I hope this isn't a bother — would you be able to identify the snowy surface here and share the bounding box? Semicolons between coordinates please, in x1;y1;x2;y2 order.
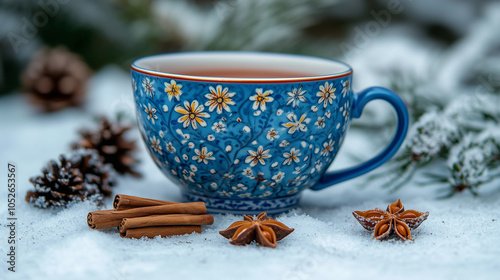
1;64;500;280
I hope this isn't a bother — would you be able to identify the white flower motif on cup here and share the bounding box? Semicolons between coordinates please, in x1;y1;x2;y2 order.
259;191;272;198
279;140;290;147
266;128;279;141
340;102;350;119
232;183;248;192
164;79;183;101
283;147;301;165
188;142;195;148
159;130;164;138
315;116;325;129
210;182;218;189
205;85;235;114
317;81;336;108
144;103;158;124
286;86;307;107
249;88;274;111
299;175;308;182
315;159;323;170
225;145;232;152
272;171;285;182
243;126;251;133
192;147;215;164
174;100;210;129
254;172;267;182
341;79;350;97
220;190;233;197
282;112;310;134
242;167;253;178
212;121;226;133
276;109;284;116
163;105;169;112
245;145;271;167
223;173;234;180
325;110;331;119
132;79;137;93
183;171;195;182
238;193;251;198
142;77;155;97
207;134;215;141
176;129;190;144
190;165;198;172
150;136;162;155
321;139;335;156
287;188;298;194
292;166;302;174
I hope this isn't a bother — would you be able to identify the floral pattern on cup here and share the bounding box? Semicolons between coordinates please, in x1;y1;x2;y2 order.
132;73;352;200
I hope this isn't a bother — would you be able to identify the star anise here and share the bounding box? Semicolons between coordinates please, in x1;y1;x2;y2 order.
219;212;294;248
353;199;429;241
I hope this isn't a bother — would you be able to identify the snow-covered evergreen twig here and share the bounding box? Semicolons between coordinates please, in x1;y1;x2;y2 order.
445;129;500;195
375;93;500;195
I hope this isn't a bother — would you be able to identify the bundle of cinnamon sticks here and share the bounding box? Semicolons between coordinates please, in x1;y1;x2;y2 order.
87;194;214;239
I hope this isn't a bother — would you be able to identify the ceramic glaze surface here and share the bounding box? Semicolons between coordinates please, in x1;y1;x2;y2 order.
132;70;351;211
131;52;408;214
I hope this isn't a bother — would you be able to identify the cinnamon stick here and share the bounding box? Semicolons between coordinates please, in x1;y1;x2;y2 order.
87;209;114;229
119;214;214;233
113;194;177;210
87;202;206;229
120;225;202;239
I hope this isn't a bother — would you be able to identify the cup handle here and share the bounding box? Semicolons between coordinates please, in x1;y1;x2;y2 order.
310;87;409;191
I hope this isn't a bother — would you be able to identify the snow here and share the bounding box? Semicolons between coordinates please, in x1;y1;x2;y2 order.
0;64;499;280
3;1;500;277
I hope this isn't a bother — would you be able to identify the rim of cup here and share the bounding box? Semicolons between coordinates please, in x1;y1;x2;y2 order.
131;51;353;83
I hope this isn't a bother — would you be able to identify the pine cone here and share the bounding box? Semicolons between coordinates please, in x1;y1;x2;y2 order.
22;46;90;112
71;149;117;196
72;117;141;177
26;150;116;208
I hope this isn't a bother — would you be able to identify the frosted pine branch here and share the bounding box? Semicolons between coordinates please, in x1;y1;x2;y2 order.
406;111;461;163
375;93;500;195
447;128;500;194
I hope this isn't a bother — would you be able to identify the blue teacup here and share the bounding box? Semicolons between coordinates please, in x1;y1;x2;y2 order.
131;52;408;214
